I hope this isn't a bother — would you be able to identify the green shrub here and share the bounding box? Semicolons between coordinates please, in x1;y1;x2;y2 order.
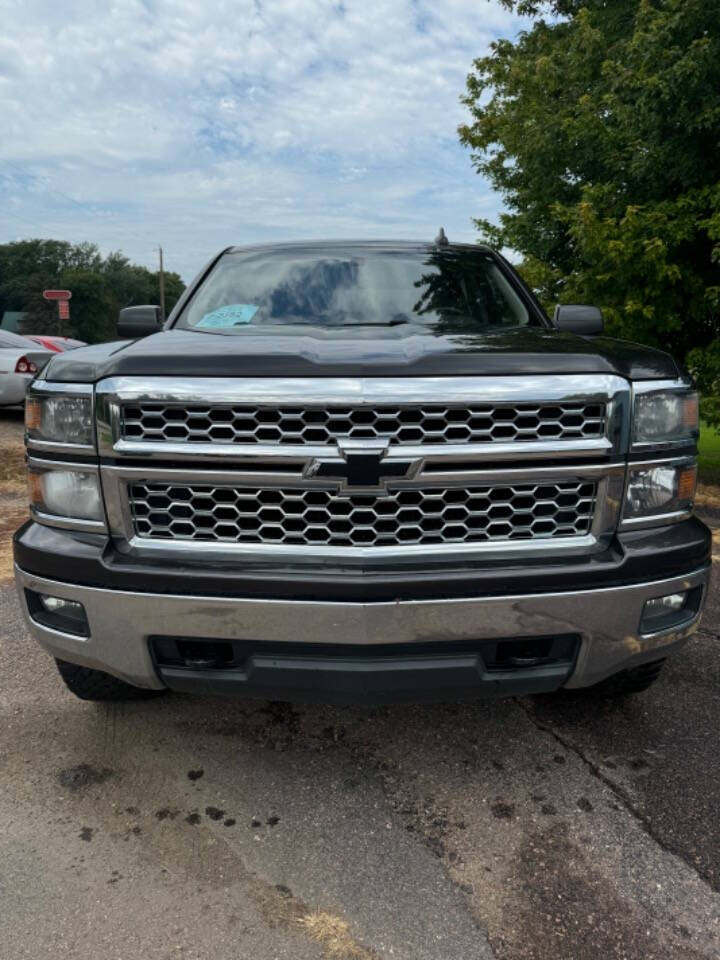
687;341;720;429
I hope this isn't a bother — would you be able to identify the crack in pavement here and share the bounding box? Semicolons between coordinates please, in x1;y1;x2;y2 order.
329;698;720;958
517;697;719;895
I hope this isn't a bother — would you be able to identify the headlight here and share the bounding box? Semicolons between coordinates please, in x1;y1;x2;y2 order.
632;388;698;447
29;467;104;523
623;461;696;524
26;391;93;446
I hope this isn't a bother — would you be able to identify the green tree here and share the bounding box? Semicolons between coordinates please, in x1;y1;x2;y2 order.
0;239;103;320
59;270;117;343
687;339;720;427
100;252;184;315
0;239;185;343
459;0;720;358
21;269;116;342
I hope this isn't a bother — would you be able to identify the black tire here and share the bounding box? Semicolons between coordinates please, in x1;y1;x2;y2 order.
584;658;666;697
55;658;165;702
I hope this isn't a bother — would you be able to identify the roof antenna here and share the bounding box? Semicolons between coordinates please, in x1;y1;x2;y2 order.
434;227;448;247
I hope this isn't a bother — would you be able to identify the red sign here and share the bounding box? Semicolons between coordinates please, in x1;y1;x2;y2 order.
58;301;70;321
43;289;72;301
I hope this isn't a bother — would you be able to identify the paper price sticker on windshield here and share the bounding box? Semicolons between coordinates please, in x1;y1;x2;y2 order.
196;305;259;328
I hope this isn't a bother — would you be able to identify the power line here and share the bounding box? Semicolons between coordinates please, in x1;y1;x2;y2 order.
2;158;97;215
0;159;163;261
158;245;166;321
0;206;45;230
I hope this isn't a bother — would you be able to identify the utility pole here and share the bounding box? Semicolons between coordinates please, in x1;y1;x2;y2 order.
158;245;166;323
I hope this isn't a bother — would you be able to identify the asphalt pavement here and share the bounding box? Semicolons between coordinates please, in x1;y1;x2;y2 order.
0;408;718;959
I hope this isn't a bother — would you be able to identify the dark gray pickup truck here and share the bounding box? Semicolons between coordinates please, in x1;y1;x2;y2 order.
14;240;711;703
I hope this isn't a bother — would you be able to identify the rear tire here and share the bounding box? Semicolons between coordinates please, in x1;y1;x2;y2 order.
584;659;666;697
55;658;165;702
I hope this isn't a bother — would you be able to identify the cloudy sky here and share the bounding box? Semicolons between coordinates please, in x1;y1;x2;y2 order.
1;0;529;280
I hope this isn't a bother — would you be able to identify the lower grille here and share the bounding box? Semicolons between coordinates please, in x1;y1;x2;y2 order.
151;635;581;672
129;480;597;548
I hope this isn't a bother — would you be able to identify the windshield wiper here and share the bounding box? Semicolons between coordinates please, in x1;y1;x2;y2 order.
336;316;410;328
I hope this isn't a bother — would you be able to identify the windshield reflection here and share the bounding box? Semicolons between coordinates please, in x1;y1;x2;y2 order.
179;247;532;334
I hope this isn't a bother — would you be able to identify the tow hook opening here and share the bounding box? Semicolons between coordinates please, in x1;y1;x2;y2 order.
175;639;234;669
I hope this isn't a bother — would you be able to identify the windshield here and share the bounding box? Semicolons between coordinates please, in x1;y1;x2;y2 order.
176;248;534;334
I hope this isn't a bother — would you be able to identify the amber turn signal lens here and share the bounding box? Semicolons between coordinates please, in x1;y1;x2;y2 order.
25;398;42;432
677;465;697;502
28;472;44;506
682;393;699;431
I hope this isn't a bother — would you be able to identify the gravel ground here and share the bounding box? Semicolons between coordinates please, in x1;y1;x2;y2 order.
1;409;718;960
0;408;27;580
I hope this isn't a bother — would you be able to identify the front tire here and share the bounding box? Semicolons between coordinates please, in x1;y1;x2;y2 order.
583;659;666;697
55;658;165;702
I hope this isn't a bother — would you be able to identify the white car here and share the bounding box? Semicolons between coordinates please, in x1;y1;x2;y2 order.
0;330;51;406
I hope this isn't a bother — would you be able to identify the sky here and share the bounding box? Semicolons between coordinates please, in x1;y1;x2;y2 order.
0;0;529;281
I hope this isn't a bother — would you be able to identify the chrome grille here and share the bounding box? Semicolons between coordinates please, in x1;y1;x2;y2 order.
128;480;597;548
120;401;607;446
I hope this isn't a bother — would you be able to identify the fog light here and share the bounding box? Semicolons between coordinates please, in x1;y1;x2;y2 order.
643;593;686;621
26;590;89;637
639;588;702;634
40;595;75;613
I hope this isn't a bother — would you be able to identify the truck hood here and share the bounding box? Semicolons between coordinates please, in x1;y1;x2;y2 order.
41;326;679;383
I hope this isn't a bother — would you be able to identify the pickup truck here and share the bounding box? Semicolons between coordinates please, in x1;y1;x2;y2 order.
13;239;711;703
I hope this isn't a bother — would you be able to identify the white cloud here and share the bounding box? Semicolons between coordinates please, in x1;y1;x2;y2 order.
0;0;528;279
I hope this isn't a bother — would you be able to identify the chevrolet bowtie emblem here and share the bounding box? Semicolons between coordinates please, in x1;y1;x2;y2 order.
305;439;420;493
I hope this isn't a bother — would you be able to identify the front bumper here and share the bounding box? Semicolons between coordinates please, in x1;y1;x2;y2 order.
15;562;710;700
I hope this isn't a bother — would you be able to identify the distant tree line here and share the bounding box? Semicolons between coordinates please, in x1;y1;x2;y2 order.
0;239;185;343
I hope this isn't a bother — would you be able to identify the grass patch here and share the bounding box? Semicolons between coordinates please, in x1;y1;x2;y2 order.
260;884;376;960
699;422;720;487
0;441;26;493
0;422;28;580
0;508;28;581
297;912;375;960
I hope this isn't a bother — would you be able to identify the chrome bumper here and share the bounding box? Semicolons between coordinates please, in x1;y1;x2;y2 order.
15;564;710;692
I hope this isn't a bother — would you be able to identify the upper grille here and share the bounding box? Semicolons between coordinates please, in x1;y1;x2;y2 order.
120;401;607;446
129;480;597;548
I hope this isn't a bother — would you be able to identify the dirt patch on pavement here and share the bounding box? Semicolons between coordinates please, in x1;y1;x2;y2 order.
498;820;708;960
697;483;720;510
0;508;28;582
0;445;25;493
0;413;27;581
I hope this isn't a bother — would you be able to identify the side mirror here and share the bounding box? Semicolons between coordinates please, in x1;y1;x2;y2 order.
553;304;604;336
118;305;162;339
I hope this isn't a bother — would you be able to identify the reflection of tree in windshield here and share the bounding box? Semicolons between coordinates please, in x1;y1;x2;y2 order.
183;247;530;332
412;250;509;332
268;260;358;323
